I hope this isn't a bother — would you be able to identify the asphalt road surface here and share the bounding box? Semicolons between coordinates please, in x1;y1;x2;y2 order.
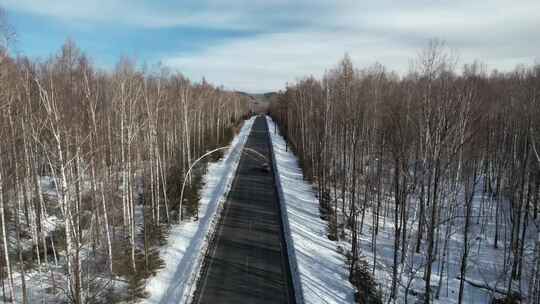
193;116;295;304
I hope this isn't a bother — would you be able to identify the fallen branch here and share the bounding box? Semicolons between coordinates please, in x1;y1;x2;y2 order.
457;276;508;296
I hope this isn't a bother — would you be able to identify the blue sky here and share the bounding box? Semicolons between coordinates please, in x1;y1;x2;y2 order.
8;9;256;67
1;0;539;92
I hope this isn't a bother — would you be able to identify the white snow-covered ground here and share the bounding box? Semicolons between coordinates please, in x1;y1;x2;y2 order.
357;179;538;304
143;116;255;304
267;116;356;304
267;114;538;304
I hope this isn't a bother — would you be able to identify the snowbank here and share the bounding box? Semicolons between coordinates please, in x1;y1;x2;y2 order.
267;116;356;304
144;116;255;304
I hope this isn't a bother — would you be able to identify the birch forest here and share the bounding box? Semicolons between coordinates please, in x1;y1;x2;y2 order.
2;2;540;303
0;30;249;303
270;41;540;303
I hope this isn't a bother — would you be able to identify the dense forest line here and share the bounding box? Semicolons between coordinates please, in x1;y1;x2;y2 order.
270;40;540;303
0;33;250;302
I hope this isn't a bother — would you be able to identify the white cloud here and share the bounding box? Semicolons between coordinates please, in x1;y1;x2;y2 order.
0;0;333;29
0;0;235;28
165;30;418;92
164;0;539;92
2;0;539;91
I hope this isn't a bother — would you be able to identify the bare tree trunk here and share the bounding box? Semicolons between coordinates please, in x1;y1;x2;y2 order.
0;155;14;302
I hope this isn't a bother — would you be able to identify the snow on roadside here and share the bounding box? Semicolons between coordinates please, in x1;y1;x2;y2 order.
266;116;356;304
144;116;255;304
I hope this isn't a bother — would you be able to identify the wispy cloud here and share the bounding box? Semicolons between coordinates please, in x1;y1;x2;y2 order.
1;0;230;28
163;0;540;92
2;0;539;92
165;30;418;93
0;0;333;30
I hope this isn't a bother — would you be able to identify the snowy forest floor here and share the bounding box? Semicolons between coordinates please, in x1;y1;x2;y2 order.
358;181;537;303
3;113;536;304
267;116;357;304
267;116;537;304
0;117;256;304
142;116;255;304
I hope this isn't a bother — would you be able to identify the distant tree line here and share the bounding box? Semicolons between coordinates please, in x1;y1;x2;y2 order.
0;30;249;303
270;40;540;304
